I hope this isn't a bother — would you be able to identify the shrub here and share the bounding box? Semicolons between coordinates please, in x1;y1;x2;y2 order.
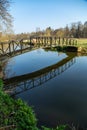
0;79;67;130
0;79;38;130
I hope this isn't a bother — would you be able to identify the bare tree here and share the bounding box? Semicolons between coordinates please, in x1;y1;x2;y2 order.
0;0;13;33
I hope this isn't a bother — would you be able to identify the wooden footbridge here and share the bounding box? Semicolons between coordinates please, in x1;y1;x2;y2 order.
4;55;76;96
0;37;77;57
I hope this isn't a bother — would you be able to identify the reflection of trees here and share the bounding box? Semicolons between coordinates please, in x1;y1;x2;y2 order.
0;59;8;78
2;58;16;79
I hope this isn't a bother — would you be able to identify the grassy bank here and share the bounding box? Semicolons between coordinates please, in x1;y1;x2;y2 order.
0;79;38;130
76;38;87;47
0;79;67;130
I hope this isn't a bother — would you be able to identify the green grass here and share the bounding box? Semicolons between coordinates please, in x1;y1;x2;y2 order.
76;38;87;47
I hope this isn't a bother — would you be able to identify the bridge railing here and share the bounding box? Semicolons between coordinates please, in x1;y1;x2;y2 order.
30;37;77;47
0;37;77;56
0;40;32;56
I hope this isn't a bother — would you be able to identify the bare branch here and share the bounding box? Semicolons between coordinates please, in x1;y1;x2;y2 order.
0;0;13;33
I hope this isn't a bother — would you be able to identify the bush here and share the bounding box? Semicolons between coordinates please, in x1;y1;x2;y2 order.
0;79;38;130
0;79;67;130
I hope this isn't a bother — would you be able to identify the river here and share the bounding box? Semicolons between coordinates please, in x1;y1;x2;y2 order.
2;48;87;129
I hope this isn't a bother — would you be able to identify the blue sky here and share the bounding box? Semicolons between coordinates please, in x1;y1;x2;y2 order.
10;0;87;34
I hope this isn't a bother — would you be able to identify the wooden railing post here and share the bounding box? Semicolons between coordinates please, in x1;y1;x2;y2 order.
1;42;4;54
50;37;52;47
58;37;60;46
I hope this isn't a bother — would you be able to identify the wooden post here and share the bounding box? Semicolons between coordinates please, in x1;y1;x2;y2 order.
1;42;4;54
50;37;52;47
75;40;77;46
57;37;58;46
30;37;32;47
38;37;40;47
13;42;15;52
62;38;64;46
58;37;60;46
20;42;23;53
73;40;74;46
12;41;15;52
69;39;71;45
54;37;56;46
45;37;47;46
41;37;43;46
42;37;43;46
37;37;38;47
44;37;46;46
8;42;11;53
35;37;37;44
47;37;48;46
66;38;68;46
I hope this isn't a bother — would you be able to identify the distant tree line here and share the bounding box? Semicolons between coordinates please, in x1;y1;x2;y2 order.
0;1;87;41
12;21;87;41
1;21;87;41
35;21;87;38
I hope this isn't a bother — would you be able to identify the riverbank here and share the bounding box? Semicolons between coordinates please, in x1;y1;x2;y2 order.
0;79;85;130
0;45;87;130
55;46;87;54
0;79;68;130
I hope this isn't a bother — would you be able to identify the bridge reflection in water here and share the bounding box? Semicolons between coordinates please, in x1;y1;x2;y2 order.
4;55;76;96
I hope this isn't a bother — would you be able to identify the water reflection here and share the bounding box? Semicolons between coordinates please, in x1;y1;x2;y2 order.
2;49;87;129
14;55;87;129
4;56;76;96
3;49;67;78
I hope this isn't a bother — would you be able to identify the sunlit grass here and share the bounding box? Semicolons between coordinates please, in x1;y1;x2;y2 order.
76;38;87;47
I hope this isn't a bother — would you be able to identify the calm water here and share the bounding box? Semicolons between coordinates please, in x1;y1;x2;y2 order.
3;48;66;78
3;48;87;129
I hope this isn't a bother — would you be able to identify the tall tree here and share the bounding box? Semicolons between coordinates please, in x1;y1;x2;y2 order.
45;27;52;36
0;0;13;33
83;21;87;38
64;25;70;37
70;23;77;38
76;22;83;38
